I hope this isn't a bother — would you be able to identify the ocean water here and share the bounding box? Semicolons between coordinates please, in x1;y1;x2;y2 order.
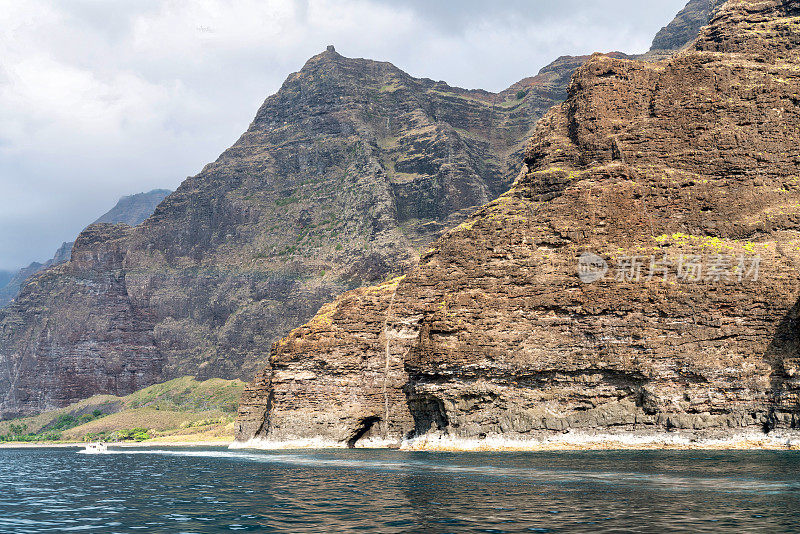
0;447;798;533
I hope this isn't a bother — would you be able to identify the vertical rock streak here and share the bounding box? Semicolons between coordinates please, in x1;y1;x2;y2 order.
381;288;398;438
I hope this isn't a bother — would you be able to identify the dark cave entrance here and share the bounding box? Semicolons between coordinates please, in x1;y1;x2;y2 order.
346;416;381;448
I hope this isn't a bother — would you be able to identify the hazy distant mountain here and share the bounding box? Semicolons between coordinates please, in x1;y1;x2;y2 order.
93;189;173;227
0;272;13;290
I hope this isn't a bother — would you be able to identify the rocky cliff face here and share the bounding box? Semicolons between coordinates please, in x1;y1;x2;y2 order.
235;276;414;446
0;49;586;418
0;224;163;417
236;0;800;447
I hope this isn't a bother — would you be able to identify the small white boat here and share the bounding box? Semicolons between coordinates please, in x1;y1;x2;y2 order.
79;442;108;454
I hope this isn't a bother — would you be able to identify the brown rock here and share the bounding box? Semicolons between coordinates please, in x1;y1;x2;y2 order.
236;277;413;445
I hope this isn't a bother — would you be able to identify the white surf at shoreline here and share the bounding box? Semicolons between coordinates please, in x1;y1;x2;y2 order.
231;430;800;452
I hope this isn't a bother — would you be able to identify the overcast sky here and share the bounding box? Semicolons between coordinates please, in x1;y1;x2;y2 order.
0;0;689;270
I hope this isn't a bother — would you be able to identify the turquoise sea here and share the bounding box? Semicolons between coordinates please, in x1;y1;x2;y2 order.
0;447;798;533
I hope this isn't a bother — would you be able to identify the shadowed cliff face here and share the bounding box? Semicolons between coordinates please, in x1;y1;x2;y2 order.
0;48;586;418
0;225;164;418
237;0;800;447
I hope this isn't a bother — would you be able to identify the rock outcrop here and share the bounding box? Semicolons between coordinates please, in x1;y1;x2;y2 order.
0;190;171;308
236;276;415;446
236;0;800;447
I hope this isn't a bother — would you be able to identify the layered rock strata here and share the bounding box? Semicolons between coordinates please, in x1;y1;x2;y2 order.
237;0;800;447
236;276;414;446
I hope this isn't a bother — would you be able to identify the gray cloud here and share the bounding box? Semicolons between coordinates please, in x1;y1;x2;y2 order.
372;0;684;35
0;0;687;270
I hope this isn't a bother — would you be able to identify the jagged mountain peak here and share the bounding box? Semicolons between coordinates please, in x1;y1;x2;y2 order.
300;44;348;69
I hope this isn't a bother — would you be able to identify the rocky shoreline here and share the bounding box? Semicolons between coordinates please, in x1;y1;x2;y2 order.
6;429;800;452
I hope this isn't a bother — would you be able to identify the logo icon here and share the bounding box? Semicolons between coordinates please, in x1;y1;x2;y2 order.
578;253;608;283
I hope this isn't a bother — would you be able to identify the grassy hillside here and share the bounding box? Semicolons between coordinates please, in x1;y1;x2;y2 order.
0;377;245;444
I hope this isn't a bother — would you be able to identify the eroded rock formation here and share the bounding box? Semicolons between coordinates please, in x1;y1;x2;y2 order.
237;0;800;447
236;276;414;446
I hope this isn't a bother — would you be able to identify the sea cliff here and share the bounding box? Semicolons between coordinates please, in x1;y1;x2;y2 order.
236;0;800;449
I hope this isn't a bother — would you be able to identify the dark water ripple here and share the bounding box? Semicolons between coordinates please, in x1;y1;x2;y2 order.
0;447;798;533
